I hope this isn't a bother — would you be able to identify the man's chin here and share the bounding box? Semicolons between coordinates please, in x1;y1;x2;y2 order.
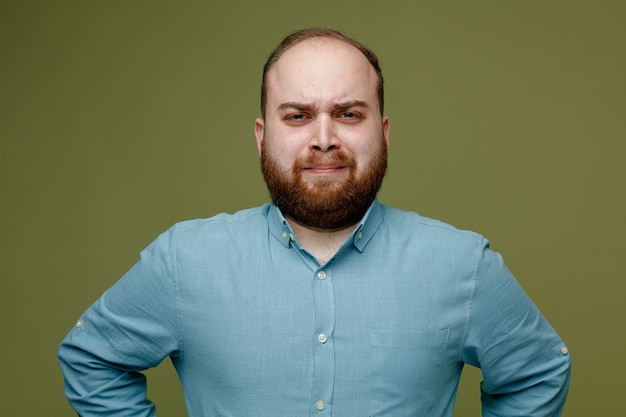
302;186;348;202
302;174;349;189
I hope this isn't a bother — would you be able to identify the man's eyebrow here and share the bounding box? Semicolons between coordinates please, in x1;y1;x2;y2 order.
278;102;314;111
278;100;370;111
334;100;369;110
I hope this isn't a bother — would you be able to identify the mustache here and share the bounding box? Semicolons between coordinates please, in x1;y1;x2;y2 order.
297;150;356;168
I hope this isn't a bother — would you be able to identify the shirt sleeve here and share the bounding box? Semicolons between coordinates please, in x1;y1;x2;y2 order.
58;227;181;417
462;238;571;417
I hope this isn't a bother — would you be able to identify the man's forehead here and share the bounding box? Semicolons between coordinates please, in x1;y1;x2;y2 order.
265;38;378;105
271;37;367;71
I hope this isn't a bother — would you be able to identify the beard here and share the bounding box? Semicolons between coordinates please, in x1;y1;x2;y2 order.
261;139;388;231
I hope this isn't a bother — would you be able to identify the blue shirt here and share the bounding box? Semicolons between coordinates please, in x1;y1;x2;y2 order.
58;200;571;416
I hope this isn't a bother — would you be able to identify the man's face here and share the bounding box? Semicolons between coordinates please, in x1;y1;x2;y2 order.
255;38;390;231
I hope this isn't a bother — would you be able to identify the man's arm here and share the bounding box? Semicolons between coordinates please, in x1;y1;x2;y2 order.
463;239;571;416
58;229;180;417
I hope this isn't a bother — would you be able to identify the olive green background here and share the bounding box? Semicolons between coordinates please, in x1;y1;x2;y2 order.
2;0;624;415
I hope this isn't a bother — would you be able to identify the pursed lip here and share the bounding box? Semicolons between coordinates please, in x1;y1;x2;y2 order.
303;163;348;175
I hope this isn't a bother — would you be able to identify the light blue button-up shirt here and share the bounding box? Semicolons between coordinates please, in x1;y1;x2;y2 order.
59;200;571;416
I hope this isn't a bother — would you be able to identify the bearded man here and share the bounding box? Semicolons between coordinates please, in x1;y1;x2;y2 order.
59;28;571;417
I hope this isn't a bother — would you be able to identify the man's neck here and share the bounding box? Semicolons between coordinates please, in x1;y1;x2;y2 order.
287;218;357;265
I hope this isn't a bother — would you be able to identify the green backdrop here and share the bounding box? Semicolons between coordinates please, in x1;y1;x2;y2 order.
2;1;624;415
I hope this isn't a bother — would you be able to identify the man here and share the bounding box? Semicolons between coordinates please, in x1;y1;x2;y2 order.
59;28;571;416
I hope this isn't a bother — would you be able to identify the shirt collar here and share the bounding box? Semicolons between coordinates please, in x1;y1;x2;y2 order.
352;199;382;252
267;199;383;252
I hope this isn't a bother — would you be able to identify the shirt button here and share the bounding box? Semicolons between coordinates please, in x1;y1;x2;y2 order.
315;400;325;411
561;346;569;355
282;232;288;239
75;319;83;328
316;271;326;280
357;231;363;239
317;333;328;344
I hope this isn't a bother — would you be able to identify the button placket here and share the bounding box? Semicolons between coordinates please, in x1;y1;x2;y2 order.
311;266;335;416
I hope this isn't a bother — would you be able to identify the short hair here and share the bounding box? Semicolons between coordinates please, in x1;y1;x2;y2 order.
260;28;384;117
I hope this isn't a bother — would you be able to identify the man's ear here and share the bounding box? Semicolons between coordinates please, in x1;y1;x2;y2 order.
254;117;265;156
382;116;390;147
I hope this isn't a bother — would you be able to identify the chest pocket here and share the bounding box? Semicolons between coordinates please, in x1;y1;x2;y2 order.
369;329;450;416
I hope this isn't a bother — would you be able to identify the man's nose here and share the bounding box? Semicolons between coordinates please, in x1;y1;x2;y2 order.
310;115;339;152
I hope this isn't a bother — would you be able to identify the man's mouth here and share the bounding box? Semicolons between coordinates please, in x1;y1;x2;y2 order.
303;164;348;175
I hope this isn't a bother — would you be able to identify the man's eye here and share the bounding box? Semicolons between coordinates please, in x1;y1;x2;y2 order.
283;113;310;125
338;111;361;121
